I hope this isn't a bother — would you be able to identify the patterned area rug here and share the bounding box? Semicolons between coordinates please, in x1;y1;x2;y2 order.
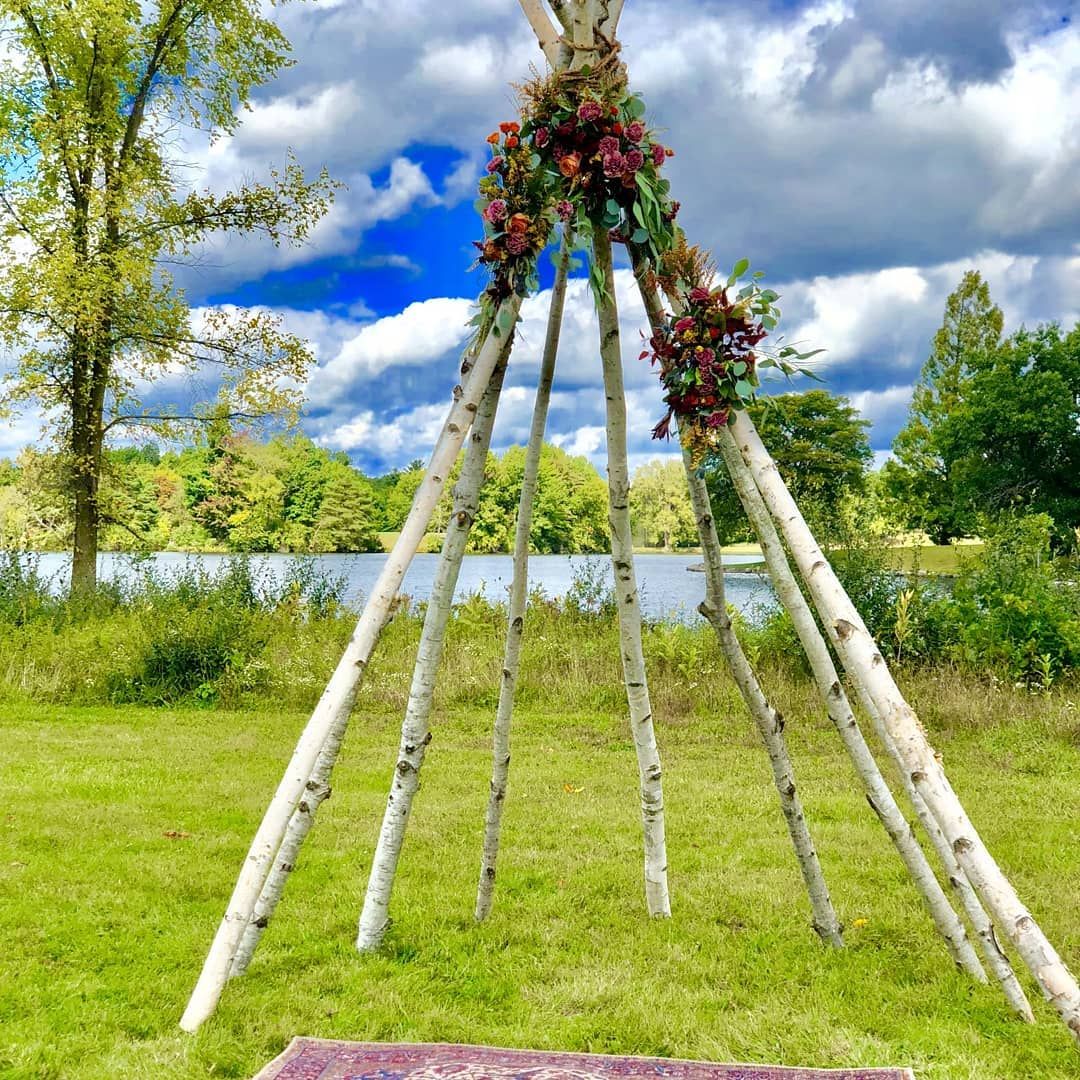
252;1040;915;1080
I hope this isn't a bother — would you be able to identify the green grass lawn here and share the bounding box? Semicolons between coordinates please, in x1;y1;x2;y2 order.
2;678;1078;1079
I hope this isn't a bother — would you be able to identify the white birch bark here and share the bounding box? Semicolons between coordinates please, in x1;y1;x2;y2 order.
517;0;562;66
476;232;572;922
179;296;522;1033
684;454;844;946
594;228;670;917
731;409;1080;1044
630;259;840;943
356;357;509;952
812;611;1035;1017
713;429;994;978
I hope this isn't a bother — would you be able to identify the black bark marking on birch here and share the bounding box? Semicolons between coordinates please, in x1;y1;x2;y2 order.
511;616;524;631
773;710;785;734
396;760;418;776
785;781;796;798
279;862;294;874
835;619;857;641
953;836;974;857
453;384;463;400
254;915;269;929
485;866;496;879
465;402;478;414
298;800;310;814
911;770;926;783
829;680;842;698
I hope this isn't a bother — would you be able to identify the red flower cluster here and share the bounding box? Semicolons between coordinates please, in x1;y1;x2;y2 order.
646;284;768;456
535;98;671;200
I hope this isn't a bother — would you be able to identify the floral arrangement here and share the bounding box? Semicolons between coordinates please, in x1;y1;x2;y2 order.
518;79;679;264
475;120;562;304
646;258;821;462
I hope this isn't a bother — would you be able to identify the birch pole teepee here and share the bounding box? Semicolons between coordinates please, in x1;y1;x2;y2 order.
179;298;521;1032
594;227;670;916
356;353;511;952
632;260;841;945
476;230;573;921
730;411;1080;1042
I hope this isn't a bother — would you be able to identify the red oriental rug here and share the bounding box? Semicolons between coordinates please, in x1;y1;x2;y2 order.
252;1040;915;1080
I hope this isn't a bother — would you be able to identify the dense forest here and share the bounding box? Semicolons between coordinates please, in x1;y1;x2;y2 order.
0;429;618;555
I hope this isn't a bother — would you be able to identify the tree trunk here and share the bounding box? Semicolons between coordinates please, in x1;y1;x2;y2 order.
683;447;843;947
180;298;522;1033
69;334;102;595
714;429;993;979
631;255;839;942
356;358;508;952
594;228;670;917
731;409;1080;1044
476;230;572;922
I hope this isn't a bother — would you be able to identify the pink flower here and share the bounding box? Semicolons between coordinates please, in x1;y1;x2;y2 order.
598;135;620;156
625;120;646;143
483;199;508;223
506;232;528;255
696;347;715;366
624;148;645;172
534;126;549;148
602;152;625;178
486;156;504;173
674;316;695;333
651;143;666;166
577;100;604;123
689;286;711;303
556;199;574;222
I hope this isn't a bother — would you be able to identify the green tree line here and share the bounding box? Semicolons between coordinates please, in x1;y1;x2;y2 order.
0;432;616;555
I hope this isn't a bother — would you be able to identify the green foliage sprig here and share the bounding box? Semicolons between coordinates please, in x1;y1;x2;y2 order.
646;259;822;462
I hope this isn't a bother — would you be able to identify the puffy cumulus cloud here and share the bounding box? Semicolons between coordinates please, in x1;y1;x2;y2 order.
778;250;1080;397
621;1;1080;279
163;1;1080;297
175;156;439;297
307;295;475;407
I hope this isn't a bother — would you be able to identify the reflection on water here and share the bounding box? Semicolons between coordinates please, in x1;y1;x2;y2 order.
25;551;779;624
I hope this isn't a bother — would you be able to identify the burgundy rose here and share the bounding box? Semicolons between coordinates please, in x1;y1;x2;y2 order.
624;148;645;172
556;199;574;221
602;152;625;178
674;316;695;333
651;143;665;166
486;156;504;173
598;135;620;156
505;233;528;255
483;199;508;223
534;126;550;148
625;120;646;143
556;120;575;138
689;286;711;303
577;100;604;123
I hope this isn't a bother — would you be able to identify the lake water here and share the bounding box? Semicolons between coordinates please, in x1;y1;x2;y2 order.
27;551;778;624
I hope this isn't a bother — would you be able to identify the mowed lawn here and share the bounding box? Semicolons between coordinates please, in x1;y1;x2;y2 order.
1;683;1078;1079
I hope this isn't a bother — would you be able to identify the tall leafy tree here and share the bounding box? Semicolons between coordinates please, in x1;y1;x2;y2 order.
705;390;872;542
630;458;695;550
946;323;1080;547
883;271;1003;542
0;0;336;590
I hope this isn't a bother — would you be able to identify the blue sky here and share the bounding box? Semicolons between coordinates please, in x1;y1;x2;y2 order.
6;0;1079;475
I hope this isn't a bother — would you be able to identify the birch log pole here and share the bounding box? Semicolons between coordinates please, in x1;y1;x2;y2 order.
179;297;522;1033
357;356;509;952
594;228;670;917
683;448;844;946
630;259;841;943
713;430;997;981
731;409;1080;1043
476;233;572;921
228;326;508;980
